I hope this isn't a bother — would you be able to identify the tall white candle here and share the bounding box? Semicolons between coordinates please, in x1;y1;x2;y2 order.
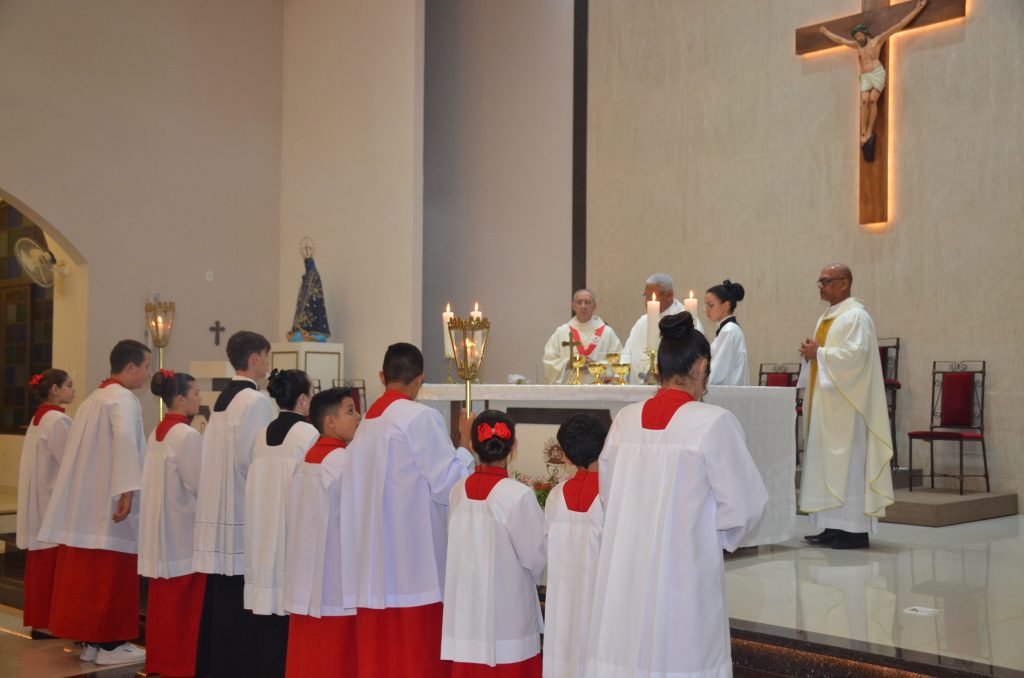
470;302;482;321
683;290;698;318
646;293;660;351
442;303;454;358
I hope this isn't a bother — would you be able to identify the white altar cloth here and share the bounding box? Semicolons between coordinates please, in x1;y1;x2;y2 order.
417;384;796;547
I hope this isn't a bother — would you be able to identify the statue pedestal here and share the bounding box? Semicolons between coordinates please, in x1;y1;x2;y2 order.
270;341;345;390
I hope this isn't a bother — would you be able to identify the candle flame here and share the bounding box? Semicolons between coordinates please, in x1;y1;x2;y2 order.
445;302;451;313
688;290;694;299
465;339;475;348
474;302;479;312
652;293;657;302
157;315;163;323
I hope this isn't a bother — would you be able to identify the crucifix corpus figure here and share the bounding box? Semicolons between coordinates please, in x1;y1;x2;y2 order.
819;0;927;160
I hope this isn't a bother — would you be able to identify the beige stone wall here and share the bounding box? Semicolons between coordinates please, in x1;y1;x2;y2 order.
588;1;1023;495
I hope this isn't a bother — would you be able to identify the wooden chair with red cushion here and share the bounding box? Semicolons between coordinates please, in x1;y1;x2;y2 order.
878;337;901;466
758;363;802;463
907;361;988;495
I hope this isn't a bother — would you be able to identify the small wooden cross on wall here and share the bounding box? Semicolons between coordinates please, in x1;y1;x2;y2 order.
795;0;965;225
209;320;226;346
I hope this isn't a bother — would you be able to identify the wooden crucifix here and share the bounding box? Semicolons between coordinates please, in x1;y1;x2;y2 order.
796;0;965;224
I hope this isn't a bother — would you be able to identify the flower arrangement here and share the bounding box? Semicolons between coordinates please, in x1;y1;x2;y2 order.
511;470;560;508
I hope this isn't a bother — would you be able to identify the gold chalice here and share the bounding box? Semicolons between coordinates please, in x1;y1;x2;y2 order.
569;354;587;385
612;362;631;385
605;352;621;367
587;362;608;385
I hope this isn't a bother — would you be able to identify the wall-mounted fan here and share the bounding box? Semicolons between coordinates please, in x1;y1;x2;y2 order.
14;237;68;288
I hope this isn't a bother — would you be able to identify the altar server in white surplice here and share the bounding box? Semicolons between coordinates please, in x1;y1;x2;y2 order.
798;264;894;550
543;413;607;678
138;369;205;678
244;368;318;617
441;410;546;676
542;289;622;384
624;273;704;383
284;386;362;678
587;312;767;678
17;369;74;631
38;340;151;666
192;330;277;678
705;279;750;386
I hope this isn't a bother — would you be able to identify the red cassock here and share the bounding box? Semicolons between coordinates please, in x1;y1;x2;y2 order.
286;614;358;678
145;572;206;677
22;547;58;629
356;603;451;677
48;545;139;642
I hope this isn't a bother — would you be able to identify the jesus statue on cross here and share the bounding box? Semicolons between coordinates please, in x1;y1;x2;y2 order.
819;0;928;157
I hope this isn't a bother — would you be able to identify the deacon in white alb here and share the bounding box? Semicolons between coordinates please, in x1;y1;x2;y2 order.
587;313;767;678
705;279;750;386
542;288;622;384
623;273;704;383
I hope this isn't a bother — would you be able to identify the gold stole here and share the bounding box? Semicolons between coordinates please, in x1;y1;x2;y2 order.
805;317;836;424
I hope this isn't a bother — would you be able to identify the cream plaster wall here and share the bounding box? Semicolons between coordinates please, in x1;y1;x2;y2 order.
0;1;283;486
587;1;1023;495
279;0;424;401
422;0;574;384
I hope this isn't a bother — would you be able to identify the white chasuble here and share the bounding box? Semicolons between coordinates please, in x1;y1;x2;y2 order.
138;420;203;578
587;401;767;678
623;299;705;384
543;480;603;678
542;316;623;384
244;416;319;614
193;379;275;575
16;408;72;551
798;298;894;521
38;383;146;553
709;318;750;386
441;476;546;666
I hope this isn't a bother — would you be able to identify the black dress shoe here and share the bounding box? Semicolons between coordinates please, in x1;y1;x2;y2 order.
804;529;842;545
831;532;870;549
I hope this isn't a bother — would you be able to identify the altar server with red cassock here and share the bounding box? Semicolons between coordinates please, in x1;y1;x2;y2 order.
138;369;205;677
342;342;475;677
38;339;151;666
441;410;546;677
192;331;275;678
283;386;362;678
586;313;768;678
16;369;75;632
542;413;607;678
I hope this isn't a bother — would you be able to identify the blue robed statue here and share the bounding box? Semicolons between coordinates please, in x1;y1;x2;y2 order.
289;238;331;342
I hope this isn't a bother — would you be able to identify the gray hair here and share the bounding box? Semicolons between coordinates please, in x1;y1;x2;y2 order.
645;273;674;293
572;288;596;303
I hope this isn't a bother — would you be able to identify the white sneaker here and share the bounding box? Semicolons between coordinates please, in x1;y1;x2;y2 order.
94;643;146;666
79;644;98;662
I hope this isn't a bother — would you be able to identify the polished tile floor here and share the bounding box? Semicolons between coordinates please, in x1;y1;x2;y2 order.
726;514;1024;673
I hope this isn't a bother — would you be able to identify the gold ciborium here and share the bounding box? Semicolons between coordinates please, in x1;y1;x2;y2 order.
145;300;176;417
568;354;586;385
612;362;631;385
605;352;621;366
643;350;659;385
447;314;490;417
587;362;607;385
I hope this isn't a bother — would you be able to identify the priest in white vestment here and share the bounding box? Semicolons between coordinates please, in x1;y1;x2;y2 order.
798;264;894;549
624;273;704;383
542;289;622;384
587;313;767;678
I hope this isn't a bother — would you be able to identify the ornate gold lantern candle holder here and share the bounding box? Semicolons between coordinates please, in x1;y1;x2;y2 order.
447;315;490;417
145;300;176;416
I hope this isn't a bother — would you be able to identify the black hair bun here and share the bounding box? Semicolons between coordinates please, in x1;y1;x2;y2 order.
723;279;745;302
150;371;170;398
266;368;284;400
659;312;694;340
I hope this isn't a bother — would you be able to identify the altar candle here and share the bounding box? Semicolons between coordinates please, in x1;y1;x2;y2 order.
470;302;483;321
442;303;455;358
646;293;660;351
683;290;698;318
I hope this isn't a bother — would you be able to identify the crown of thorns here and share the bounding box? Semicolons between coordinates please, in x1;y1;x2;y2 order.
850;23;871;37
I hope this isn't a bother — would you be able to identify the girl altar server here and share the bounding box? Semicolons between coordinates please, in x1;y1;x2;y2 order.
138;369;204;677
16;369;74;631
705;279;750;386
441;410;547;677
586;312;768;678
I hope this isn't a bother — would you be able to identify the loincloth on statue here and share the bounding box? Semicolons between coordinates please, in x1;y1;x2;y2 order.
859;64;886;93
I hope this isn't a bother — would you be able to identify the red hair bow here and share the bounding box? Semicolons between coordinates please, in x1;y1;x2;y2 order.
477;422;511;441
159;368;175;380
28;373;44;387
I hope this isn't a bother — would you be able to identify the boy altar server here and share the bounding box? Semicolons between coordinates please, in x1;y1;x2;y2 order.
193;331;275;678
342;342;474;677
38;339;151;666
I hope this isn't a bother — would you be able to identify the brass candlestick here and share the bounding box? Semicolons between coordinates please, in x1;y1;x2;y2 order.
145;301;176;417
448;315;490;417
445;357;455;384
643;350;659;385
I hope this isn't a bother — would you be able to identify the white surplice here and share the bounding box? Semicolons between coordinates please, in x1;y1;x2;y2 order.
244;417;319;614
709;318;750;386
38;384;147;553
16;409;72;551
586;401;768;678
440;475;546;666
543;480;603;678
542;316;623;384
138;421;204;578
623;299;705;383
193;379;275;575
341;398;474;609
